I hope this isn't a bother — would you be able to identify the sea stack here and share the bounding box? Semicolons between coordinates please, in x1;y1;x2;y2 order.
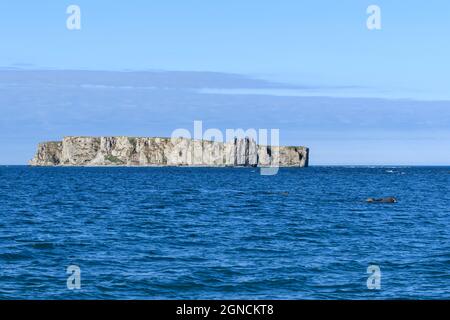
29;136;309;167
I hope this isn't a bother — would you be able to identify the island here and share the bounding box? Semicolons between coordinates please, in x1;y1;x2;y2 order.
29;136;309;167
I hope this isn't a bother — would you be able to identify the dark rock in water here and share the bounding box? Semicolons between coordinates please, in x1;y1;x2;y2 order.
366;197;397;203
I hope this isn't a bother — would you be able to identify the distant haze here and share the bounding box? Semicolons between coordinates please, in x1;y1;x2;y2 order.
0;70;449;165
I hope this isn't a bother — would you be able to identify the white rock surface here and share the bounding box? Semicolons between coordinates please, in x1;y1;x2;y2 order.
29;136;309;167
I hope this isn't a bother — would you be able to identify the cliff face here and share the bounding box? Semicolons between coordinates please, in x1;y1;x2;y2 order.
29;141;63;166
29;136;309;167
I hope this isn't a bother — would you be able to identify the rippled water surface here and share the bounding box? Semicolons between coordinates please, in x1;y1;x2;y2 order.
0;166;449;299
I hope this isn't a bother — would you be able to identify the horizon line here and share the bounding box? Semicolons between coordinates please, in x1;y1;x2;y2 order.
1;164;449;167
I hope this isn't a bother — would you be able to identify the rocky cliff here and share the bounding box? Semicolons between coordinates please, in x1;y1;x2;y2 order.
29;136;309;167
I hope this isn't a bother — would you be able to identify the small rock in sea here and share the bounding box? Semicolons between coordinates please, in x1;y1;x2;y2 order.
366;197;397;203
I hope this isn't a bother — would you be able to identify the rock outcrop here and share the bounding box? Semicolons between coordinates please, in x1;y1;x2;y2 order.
29;136;309;167
366;197;397;203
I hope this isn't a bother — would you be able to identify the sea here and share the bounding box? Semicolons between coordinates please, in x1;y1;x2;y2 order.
0;166;448;299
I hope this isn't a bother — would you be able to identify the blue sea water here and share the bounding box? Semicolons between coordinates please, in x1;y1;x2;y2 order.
0;166;449;299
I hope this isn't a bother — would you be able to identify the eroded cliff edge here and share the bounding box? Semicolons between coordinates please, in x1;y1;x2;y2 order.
29;136;309;167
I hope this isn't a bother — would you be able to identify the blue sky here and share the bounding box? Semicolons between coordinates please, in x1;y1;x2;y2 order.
0;1;449;164
1;0;449;98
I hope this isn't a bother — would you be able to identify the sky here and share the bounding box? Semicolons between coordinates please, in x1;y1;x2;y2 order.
0;1;449;164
